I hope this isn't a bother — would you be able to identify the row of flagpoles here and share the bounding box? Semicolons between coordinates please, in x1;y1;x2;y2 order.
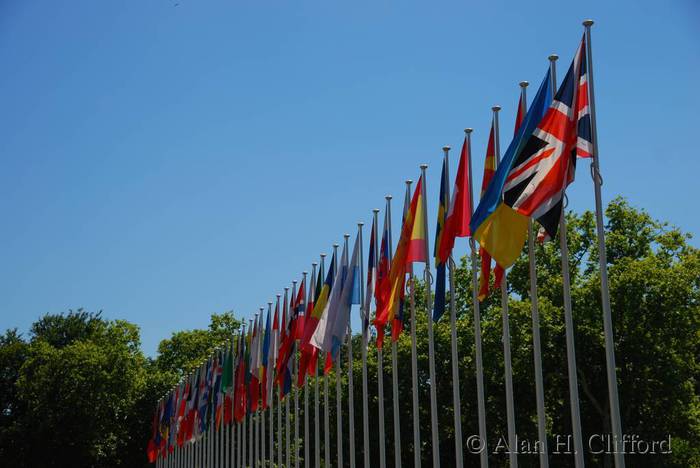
147;20;624;468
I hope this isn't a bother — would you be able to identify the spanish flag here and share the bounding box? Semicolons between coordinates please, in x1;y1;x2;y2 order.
374;175;426;337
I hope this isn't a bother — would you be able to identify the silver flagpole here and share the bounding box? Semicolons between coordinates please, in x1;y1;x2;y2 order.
347;235;357;468
336;238;346;468
325;244;338;468
267;302;274;468
519;79;549;468
262;313;267;466
359;220;371;468
442;144;464;468
405;180;422;468
583;19;625;468
276;294;283;468
315;255;325;468
305;266;314;468
388;193;402;468
255;314;261;468
492;105;518;468
419;164;441;468
288;281;296;468
255;307;263;466
295;274;304;468
377;203;388;468
237;419;242;468
549;53;585;468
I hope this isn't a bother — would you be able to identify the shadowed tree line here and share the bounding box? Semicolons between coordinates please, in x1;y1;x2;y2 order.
0;197;698;467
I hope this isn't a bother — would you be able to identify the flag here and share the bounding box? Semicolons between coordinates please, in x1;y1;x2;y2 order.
261;306;271;408
234;331;247;423
221;343;234;426
310;242;348;355
269;297;280;395
477;123;505;301
433;158;449;321
276;290;294;399
392;184;413;341
374;209;391;347
311;234;361;359
503;36;590;238
249;316;261;412
362;216;377;345
438;136;473;261
293;278;306;341
299;253;335;382
470;69;553;268
374;176;426;343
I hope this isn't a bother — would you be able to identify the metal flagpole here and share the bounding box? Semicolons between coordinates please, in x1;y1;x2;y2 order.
405;180;422;468
276;294;283;468
420;164;441;468
257;311;263;468
549;53;585;468
583;19;625;468
295;274;304;468
237;419;241;468
267;301;274;468
287;282;296;468
377;205;387;468
359;219;371;468
347;234;357;468
518;79;549;468
261;321;267;467
442;144;464;468
315;255;324;468
387;194;402;468
336;238;345;468
325;244;338;468
305;266;314;468
492;105;518;468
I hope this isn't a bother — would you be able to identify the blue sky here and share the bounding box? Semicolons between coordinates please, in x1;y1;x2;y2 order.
1;0;698;356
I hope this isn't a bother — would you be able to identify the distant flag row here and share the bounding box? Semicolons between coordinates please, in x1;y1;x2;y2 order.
149;26;622;468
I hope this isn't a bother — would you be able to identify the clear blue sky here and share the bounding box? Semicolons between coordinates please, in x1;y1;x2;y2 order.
1;0;698;356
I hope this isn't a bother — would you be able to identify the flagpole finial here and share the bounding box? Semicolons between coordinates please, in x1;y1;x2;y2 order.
583;19;594;27
358;222;364;227
285;287;289;291
465;128;473;134
293;280;297;285
420;164;428;169
312;262;318;266
333;244;339;248
344;234;350;239
492;105;501;112
373;208;380;213
268;301;273;305
321;253;326;258
442;146;450;153
385;195;392;200
520;81;529;88
277;293;281;297
548;54;559;62
303;271;308;275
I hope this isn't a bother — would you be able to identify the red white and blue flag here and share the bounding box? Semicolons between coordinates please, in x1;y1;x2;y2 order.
503;36;591;238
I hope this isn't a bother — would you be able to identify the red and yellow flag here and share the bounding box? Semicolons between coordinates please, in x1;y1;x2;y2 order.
375;176;426;332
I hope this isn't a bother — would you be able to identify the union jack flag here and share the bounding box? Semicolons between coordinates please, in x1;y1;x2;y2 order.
503;35;592;238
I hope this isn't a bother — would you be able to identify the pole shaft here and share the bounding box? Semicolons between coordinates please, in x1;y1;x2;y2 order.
406;181;422;468
519;78;550;468
549;55;585;468
443;146;464;468
359;220;371;468
584;20;625;468
420;165;441;468
493;107;518;468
